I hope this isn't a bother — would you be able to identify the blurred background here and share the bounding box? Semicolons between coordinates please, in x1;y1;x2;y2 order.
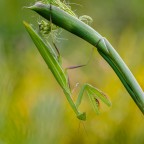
0;0;144;143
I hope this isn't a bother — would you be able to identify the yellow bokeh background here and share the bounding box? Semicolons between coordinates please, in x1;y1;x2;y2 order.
0;0;144;143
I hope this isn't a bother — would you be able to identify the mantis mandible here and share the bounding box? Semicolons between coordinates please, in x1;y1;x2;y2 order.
23;21;111;120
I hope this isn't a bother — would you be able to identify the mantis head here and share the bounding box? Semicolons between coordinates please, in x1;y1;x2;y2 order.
77;112;86;121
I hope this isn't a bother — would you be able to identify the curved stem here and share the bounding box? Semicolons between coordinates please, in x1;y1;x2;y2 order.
26;2;144;113
98;50;143;111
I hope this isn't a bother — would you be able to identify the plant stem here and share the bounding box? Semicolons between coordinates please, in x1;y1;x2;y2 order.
26;2;144;114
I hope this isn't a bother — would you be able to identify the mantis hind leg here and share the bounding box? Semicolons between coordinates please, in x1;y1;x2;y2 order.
49;3;62;64
64;47;94;89
65;46;94;71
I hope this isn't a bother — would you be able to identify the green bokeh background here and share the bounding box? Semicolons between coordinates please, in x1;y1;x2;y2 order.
0;0;144;143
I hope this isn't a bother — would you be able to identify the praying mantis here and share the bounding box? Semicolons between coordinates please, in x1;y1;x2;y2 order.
23;21;111;121
23;0;144;121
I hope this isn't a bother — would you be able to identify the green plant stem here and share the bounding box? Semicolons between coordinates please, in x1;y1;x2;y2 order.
27;2;144;114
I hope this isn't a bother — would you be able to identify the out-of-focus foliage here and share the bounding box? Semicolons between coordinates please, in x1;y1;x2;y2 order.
0;0;144;143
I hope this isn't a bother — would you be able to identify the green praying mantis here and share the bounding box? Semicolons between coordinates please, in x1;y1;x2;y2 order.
23;21;111;121
23;0;144;121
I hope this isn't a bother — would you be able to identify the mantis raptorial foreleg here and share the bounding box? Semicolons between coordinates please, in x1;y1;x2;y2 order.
75;84;111;115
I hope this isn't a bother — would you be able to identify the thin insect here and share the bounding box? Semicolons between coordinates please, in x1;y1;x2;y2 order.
24;22;111;120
